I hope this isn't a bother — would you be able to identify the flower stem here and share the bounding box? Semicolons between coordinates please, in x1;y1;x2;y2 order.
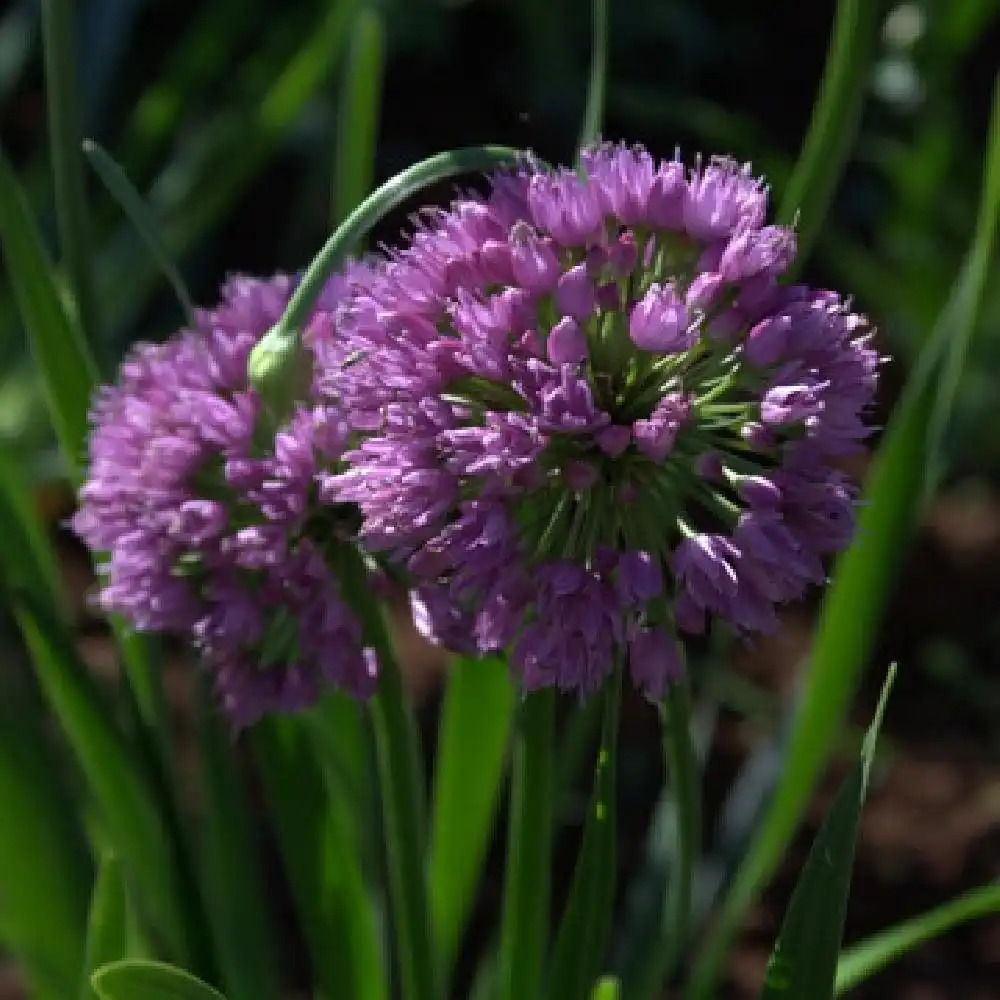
498;688;556;1000
343;551;438;1000
632;676;701;1000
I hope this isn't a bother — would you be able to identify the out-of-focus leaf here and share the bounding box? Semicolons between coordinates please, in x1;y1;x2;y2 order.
81;854;131;1000
253;715;386;1000
590;977;621;1000
835;881;1000;994
0;146;98;477
685;75;1000;1000
777;0;881;268
497;689;556;1000
92;960;226;1000
0;684;90;1000
547;675;621;1000
758;667;895;1000
429;656;514;978
332;3;385;230
577;0;609;150
41;0;99;343
82;140;194;323
196;685;279;1000
8;593;193;967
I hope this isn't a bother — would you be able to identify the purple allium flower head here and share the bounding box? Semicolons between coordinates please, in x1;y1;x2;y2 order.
74;275;377;727
323;143;881;697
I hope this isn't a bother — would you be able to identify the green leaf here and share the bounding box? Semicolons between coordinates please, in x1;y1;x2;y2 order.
92;960;226;1000
758;666;895;1000
777;0;881;269
196;684;280;1000
835;880;1000;994
0;146;99;478
547;673;621;1000
626;674;701;1000
8;592;193;966
332;3;385;231
0;685;90;1000
253;715;386;1000
577;0;609;151
497;689;556;1000
590;977;621;1000
81;855;132;1000
41;0;99;343
429;656;515;978
685;75;1000;1000
82;139;195;323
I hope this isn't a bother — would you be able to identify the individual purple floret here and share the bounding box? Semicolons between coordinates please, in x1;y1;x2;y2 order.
321;144;881;698
74;275;377;727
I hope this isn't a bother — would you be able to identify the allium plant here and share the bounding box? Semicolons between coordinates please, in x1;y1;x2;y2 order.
73;275;377;726
325;144;879;698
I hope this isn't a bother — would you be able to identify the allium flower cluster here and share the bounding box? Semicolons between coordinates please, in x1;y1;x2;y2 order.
325;144;880;698
73;276;376;726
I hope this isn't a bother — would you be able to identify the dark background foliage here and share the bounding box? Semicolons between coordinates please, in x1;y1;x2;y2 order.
2;1;1000;998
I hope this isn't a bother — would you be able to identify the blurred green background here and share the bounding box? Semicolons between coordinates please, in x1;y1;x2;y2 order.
3;2;1000;998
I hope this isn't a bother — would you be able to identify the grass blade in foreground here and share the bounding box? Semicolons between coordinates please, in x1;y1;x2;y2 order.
10;594;196;969
628;675;701;1000
92;960;225;1000
497;689;556;1000
591;977;621;1000
547;674;621;1000
0;147;98;475
685;74;1000;1000
332;3;385;231
196;686;280;1000
253;716;386;1000
835;881;1000;994
759;666;895;1000
81;855;133;1000
777;0;881;269
83;140;195;323
429;656;515;979
0;691;89;1000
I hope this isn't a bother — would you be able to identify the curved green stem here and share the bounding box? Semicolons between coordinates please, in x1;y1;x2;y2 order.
278;145;523;336
497;689;556;1000
578;0;609;151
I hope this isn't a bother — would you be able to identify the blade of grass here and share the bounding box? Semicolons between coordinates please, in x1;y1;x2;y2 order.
196;682;280;1000
429;656;515;981
41;0;99;341
0;681;90;1000
332;3;385;231
547;672;621;1000
81;855;132;1000
627;676;701;1000
685;75;1000;1000
835;881;1000;993
577;0;609;150
253;716;387;1000
82;139;195;323
0;145;98;475
759;667;895;1000
7;590;198;970
0;139;172;737
497;688;556;1000
777;0;881;270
